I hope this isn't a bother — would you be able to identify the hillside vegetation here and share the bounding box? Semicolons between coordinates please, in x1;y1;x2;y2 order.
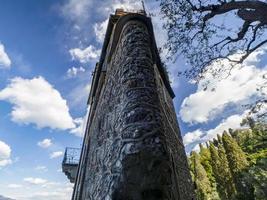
189;120;267;200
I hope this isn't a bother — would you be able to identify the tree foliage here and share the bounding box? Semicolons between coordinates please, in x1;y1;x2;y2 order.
199;144;220;199
222;131;249;173
209;143;236;200
189;123;267;200
190;151;213;200
222;131;253;199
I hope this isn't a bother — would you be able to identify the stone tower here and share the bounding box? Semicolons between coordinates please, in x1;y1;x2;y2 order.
71;9;195;200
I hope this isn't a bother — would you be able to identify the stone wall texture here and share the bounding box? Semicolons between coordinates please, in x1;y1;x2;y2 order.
72;17;195;200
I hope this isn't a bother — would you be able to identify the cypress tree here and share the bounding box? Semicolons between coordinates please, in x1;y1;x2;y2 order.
199;144;213;181
210;142;236;199
217;134;222;144
222;131;254;200
190;151;213;200
229;128;234;137
209;143;227;199
217;143;236;199
212;138;219;147
199;144;220;199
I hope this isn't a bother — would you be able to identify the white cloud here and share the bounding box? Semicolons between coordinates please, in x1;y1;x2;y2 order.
23;185;73;200
70;105;90;137
60;0;93;24
0;140;12;167
24;177;47;185
50;151;63;159
93;0;143;43
61;0;141;25
3;182;73;200
37;139;52;148
70;117;84;137
0;42;11;68
67;66;85;78
68;82;91;108
69;45;100;63
94;19;108;43
35;165;48;172
60;0;144;49
0;76;75;130
7;184;22;188
107;0;142;12
244;47;266;64
192;144;200;153
0;76;92;136
57;168;62;173
203;113;246;140
183;129;204;146
183;112;247;151
180;49;267;124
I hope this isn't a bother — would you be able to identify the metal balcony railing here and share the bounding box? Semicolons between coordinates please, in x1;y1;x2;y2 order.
62;147;81;166
62;147;81;183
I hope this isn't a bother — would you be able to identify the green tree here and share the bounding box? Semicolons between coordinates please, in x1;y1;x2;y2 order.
217;134;222;144
209;143;236;200
199;144;220;199
218;143;237;199
190;151;213;200
222;131;254;199
199;144;213;181
246;158;267;200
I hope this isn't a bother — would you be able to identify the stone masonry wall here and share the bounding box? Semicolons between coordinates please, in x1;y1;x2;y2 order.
76;19;195;200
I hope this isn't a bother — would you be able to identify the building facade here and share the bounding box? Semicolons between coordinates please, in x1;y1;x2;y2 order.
69;9;195;200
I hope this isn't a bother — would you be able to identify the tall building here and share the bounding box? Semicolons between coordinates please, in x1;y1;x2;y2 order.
63;9;195;200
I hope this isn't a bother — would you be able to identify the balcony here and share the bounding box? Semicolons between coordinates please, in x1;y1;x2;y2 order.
62;147;81;183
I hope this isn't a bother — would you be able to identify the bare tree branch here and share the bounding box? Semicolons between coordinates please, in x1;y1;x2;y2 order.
159;0;267;120
240;39;267;63
246;23;264;52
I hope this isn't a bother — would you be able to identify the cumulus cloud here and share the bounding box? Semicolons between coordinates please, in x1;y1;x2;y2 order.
66;66;85;78
68;82;91;108
61;0;141;23
70;105;90;137
0;195;15;200
24;177;47;185
0;76;92;136
50;151;63;159
60;0;93;24
0;42;11;68
0;76;75;130
183;112;247;151
93;0;143;43
94;19;108;43
192;144;201;153
60;0;144;54
37;139;52;148
70;117;85;137
22;184;73;200
4;182;73;200
0;140;12;167
69;45;100;63
183;130;204;146
180;49;267;124
7;184;22;188
35;165;48;172
106;0;142;12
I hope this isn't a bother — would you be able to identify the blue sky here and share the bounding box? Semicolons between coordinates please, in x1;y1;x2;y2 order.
0;0;266;199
